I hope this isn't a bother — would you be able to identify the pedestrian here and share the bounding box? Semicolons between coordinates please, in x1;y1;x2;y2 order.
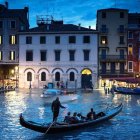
56;81;60;89
51;97;66;122
104;82;106;91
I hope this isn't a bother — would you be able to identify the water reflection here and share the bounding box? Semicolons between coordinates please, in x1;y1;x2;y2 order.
0;89;140;139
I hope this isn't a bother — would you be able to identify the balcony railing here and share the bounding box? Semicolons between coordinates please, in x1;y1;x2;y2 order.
99;55;127;62
99;70;128;75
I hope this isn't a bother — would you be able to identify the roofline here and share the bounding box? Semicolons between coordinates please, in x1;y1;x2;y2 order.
18;30;99;35
97;8;128;12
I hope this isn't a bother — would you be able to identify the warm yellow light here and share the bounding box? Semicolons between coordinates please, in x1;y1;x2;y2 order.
102;40;106;44
11;51;14;60
11;69;14;74
15;66;18;71
11;35;16;44
82;69;91;75
0;51;2;60
0;36;2;44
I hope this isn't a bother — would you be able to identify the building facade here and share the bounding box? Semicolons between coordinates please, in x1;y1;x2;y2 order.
96;8;129;88
128;13;140;78
0;2;29;88
18;19;98;89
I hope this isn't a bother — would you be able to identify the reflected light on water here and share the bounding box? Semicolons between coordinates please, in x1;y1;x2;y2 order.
124;95;131;103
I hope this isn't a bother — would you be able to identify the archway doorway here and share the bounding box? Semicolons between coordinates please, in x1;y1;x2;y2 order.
81;69;92;88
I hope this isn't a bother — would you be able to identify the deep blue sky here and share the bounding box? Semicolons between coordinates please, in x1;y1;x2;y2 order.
1;0;140;29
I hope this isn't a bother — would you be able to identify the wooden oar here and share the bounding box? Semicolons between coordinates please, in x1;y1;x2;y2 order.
44;121;55;135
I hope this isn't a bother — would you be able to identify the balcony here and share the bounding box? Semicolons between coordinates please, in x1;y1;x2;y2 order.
99;55;127;62
99;70;128;78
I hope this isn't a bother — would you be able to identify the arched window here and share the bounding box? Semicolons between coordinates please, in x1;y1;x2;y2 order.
27;72;32;81
55;72;60;81
41;72;46;81
70;72;75;81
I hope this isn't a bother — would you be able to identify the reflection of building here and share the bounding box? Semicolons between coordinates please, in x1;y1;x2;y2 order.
127;13;140;77
0;2;29;87
19;18;98;88
97;8;129;88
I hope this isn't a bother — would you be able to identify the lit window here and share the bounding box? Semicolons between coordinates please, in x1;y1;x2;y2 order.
9;35;16;44
101;36;107;44
128;44;133;55
0;51;3;60
10;51;15;60
0;35;3;45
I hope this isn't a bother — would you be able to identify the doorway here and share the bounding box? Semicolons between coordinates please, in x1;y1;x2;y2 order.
81;69;92;88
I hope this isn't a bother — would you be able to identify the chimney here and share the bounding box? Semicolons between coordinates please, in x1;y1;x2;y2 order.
89;26;91;29
5;1;8;9
78;23;81;30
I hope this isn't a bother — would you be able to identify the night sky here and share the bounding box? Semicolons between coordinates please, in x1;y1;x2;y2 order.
1;0;140;28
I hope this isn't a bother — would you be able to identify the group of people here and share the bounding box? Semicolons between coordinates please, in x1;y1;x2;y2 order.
51;97;105;124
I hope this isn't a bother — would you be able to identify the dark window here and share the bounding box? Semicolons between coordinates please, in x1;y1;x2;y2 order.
40;50;47;61
55;50;61;61
119;25;124;32
55;36;60;44
10;21;16;29
40;36;46;44
27;72;32;81
69;36;76;44
69;50;75;61
26;36;32;44
55;72;60;81
83;36;90;43
102;12;106;18
120;12;124;18
70;72;75;81
100;36;108;44
120;36;124;44
0;21;3;28
83;50;90;61
128;32;133;39
41;72;46;81
26;50;33;61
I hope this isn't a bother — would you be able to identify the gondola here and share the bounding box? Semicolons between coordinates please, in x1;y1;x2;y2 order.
19;103;123;134
114;87;140;95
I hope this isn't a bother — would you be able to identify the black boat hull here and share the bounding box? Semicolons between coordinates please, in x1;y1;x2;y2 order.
20;103;123;134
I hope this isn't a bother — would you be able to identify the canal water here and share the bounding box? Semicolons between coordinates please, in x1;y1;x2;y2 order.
0;89;140;140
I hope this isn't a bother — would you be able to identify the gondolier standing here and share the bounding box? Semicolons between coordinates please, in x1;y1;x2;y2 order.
51;97;66;122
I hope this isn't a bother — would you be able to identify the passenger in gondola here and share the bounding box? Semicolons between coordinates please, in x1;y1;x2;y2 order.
86;108;96;120
64;112;71;123
96;112;105;118
70;112;79;124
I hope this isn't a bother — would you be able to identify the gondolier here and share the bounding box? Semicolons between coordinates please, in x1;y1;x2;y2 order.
51;97;66;122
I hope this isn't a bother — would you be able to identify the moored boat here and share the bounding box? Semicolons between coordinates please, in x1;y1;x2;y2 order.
19;103;123;134
114;87;140;95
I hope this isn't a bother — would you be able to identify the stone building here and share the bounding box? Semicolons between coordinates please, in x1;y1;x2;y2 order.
18;18;98;89
0;2;29;87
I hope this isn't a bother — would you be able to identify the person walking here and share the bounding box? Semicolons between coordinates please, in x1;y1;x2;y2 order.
51;97;66;122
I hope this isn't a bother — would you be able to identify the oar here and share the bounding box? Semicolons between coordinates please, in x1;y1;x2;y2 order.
44;121;55;135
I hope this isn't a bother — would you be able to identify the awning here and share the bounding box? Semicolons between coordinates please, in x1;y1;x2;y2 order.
109;77;140;83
